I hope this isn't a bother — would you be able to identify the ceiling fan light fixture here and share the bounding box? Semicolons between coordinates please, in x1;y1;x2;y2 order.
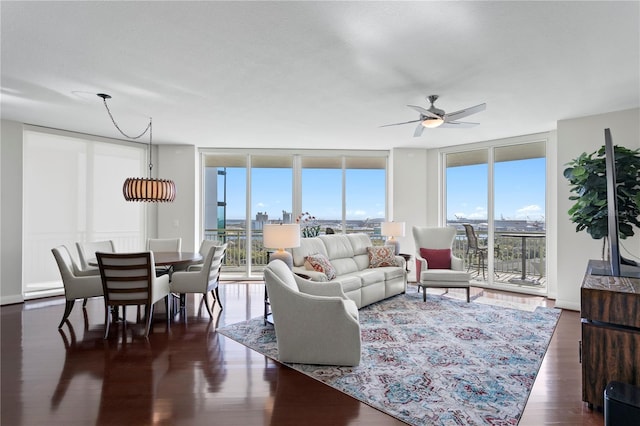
422;117;444;128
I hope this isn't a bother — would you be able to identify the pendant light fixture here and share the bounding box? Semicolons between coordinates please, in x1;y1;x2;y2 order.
97;93;176;202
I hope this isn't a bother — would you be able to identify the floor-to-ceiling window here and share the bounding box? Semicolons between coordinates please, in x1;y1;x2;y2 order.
444;140;547;294
202;150;387;278
23;128;146;297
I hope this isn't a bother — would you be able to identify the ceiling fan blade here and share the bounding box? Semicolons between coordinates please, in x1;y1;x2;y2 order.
439;121;480;128
379;119;421;128
413;123;425;137
407;105;440;119
444;103;486;122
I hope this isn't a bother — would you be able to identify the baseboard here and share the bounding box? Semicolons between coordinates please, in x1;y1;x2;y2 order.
553;299;580;311
0;294;24;306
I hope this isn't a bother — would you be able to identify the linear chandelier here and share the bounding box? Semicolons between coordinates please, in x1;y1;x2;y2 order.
97;93;176;202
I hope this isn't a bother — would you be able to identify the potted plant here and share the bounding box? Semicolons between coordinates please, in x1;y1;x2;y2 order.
296;212;321;238
564;144;640;258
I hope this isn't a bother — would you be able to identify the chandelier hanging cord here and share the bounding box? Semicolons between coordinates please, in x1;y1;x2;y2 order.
97;93;175;202
97;93;154;177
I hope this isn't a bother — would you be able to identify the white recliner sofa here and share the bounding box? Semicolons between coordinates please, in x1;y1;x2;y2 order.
291;233;407;309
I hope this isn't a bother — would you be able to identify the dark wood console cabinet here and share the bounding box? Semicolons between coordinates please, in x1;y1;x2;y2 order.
581;260;640;409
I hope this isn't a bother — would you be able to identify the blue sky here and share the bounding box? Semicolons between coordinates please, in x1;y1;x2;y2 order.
224;168;386;221
220;158;545;222
447;158;546;221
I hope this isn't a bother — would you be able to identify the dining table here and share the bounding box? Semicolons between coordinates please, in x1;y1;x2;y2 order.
88;251;203;269
501;232;545;285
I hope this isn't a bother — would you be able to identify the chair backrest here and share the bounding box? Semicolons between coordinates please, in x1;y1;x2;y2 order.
412;226;456;252
198;240;224;258
96;252;155;306
76;240;116;270
264;259;299;293
462;224;480;250
206;244;226;287
52;245;78;281
147;238;182;252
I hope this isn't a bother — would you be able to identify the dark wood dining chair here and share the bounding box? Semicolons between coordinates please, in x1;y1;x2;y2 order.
96;251;171;339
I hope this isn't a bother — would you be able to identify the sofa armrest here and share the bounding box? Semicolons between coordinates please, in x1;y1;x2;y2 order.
292;266;328;282
393;255;406;270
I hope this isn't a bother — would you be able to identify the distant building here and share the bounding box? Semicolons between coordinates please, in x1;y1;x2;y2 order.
255;212;268;230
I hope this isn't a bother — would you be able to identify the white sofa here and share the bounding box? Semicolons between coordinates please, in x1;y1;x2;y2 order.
291;233;407;308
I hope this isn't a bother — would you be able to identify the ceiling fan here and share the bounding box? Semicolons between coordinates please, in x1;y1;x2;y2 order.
381;95;486;137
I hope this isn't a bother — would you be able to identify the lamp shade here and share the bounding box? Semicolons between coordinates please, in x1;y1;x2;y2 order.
381;221;405;237
263;224;301;249
123;177;176;202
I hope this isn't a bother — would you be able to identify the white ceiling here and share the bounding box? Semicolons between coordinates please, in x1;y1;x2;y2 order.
2;1;639;150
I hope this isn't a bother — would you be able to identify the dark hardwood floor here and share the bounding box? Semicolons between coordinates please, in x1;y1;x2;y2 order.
0;283;603;425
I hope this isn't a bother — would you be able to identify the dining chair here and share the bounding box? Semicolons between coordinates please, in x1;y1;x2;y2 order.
187;240;226;272
51;245;104;328
96;251;171;339
147;238;182;275
463;224;488;280
170;244;226;318
76;240;116;272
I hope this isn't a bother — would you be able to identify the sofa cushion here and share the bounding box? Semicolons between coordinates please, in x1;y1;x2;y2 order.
357;269;386;286
347;234;372;256
367;246;399;268
304;253;337;280
332;275;362;293
319;234;355;259
292;237;328;267
419;248;451;269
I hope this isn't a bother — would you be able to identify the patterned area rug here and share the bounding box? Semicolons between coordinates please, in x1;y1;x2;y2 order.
217;292;561;425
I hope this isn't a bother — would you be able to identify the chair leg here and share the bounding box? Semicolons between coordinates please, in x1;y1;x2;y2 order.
82;298;88;308
165;296;170;329
214;287;223;310
144;304;154;337
58;300;76;328
466;287;470;303
203;293;214;319
103;305;111;339
423;287;427;302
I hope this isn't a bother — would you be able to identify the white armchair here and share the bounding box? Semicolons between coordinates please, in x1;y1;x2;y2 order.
264;259;361;366
51;246;104;328
412;226;471;302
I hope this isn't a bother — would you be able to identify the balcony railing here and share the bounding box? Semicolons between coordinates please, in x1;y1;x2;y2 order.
205;228;545;285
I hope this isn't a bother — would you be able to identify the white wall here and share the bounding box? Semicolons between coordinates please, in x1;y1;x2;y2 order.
156;144;198;252
391;148;429;281
1;120;24;305
556;108;640;310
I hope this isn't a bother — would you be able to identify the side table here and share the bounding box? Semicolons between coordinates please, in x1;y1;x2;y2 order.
398;253;411;273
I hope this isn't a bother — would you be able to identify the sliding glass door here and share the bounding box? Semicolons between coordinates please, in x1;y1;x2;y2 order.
444;141;546;293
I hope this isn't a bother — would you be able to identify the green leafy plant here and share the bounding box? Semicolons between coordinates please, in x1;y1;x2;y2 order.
564;145;640;256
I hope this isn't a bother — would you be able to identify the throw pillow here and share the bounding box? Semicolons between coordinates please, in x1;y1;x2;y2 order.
367;246;398;268
419;248;451;269
304;253;337;280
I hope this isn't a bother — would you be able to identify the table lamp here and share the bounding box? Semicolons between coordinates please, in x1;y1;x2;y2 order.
381;221;405;255
263;223;301;269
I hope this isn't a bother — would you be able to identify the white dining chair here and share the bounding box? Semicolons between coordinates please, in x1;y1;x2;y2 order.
96;251;171;338
51;245;104;328
76;240;116;272
170;244;226;318
147;238;182;275
187;240;226;272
